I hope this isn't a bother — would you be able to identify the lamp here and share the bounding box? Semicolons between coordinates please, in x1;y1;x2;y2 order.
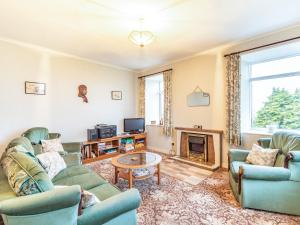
129;19;155;47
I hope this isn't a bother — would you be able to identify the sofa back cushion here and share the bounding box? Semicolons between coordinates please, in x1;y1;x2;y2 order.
1;151;53;196
22;127;49;145
6;137;35;156
270;132;300;167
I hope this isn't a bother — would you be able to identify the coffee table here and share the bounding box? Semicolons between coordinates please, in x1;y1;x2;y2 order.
111;152;162;188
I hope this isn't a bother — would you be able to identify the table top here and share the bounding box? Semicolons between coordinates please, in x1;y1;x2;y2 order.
111;151;162;169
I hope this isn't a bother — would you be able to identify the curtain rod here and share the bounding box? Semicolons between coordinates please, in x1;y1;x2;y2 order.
224;36;300;57
138;69;173;79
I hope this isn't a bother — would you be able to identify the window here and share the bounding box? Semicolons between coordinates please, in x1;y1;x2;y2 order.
241;54;300;132
145;74;164;125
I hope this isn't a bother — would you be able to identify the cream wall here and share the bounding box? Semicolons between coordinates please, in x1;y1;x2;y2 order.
0;39;136;153
143;53;225;162
141;25;300;168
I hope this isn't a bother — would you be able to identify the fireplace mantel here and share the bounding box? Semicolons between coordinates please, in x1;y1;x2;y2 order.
175;127;223;135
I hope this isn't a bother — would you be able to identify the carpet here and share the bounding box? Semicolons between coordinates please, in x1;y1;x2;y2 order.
88;159;300;225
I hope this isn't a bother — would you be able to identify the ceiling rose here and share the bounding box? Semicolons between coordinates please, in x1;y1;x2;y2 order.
129;19;155;47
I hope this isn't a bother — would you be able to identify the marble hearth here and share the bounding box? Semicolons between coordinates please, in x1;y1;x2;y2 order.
173;127;223;171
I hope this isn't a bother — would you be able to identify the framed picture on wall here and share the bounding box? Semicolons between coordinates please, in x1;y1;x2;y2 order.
25;81;46;95
111;91;122;100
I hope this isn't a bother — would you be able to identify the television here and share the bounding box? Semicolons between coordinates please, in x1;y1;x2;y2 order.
124;118;145;133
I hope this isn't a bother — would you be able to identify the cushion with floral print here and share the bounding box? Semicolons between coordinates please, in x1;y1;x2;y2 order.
246;144;279;166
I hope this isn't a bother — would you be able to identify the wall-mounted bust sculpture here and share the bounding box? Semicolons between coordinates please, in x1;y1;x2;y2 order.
78;84;88;103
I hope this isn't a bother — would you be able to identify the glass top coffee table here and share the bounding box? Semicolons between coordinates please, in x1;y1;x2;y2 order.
111;152;162;189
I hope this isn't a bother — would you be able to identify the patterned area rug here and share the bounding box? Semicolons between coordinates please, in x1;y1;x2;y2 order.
88;160;300;225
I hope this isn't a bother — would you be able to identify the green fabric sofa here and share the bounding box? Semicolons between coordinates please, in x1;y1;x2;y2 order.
0;128;141;225
229;131;300;215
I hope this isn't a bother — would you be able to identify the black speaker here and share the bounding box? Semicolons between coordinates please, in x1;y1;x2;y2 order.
87;129;98;141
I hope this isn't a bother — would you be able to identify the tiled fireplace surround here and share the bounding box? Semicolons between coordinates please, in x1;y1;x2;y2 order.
173;127;223;170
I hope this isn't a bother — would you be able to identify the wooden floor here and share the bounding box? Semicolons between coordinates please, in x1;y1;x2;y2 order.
160;157;212;185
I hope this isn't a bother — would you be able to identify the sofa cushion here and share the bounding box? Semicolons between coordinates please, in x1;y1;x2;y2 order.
6;137;35;156
230;161;249;182
53;171;107;190
270;132;300;167
1;151;53;196
41;138;65;154
52;165;91;182
87;183;121;201
37;152;67;179
62;153;82;167
22;127;49;144
0;178;16;201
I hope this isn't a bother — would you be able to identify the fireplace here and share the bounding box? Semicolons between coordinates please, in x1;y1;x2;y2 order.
174;127;223;170
179;132;215;166
188;134;207;162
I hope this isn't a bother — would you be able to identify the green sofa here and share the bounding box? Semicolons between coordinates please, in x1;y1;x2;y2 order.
229;131;300;215
0;128;141;225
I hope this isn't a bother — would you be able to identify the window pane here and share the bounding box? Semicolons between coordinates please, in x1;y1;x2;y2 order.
251;76;300;130
145;74;164;125
251;56;300;78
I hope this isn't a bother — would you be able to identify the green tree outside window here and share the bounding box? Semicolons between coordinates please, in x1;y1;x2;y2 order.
253;88;300;129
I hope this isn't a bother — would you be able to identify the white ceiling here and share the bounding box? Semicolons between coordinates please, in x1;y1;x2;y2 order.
1;0;300;71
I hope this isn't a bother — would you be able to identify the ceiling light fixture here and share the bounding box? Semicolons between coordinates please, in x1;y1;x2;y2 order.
129;19;155;47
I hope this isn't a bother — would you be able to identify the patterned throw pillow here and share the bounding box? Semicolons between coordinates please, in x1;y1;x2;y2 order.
81;189;101;209
41;138;65;153
246;144;279;166
1;151;54;196
55;186;100;209
36;152;67;179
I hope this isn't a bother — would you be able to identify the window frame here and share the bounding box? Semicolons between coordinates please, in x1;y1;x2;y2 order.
243;54;300;133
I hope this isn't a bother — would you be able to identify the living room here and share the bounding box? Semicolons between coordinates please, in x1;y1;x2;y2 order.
1;1;300;225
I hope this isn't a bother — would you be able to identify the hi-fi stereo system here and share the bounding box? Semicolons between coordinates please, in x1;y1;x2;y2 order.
87;124;117;141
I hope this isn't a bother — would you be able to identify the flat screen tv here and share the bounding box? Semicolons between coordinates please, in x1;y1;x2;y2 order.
124;118;145;133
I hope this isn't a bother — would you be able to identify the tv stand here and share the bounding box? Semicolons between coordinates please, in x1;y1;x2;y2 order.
81;133;147;164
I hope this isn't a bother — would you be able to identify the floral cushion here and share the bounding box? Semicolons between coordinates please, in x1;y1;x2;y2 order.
41;138;65;153
81;189;101;208
246;144;279;166
55;186;100;209
1;150;54;196
36;152;67;179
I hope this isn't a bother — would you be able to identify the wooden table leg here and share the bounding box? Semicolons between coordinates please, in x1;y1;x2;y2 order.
128;169;133;189
157;163;160;185
114;167;119;184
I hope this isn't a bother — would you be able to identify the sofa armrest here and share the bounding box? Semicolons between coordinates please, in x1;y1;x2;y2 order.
241;164;291;181
48;133;61;139
229;149;250;163
62;142;82;154
62;152;82;167
78;189;141;225
0;185;81;216
257;138;271;148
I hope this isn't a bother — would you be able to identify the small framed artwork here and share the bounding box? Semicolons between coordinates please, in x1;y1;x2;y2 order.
25;81;46;95
111;91;122;100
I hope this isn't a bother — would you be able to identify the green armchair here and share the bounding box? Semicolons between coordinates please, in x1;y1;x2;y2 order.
228;131;300;215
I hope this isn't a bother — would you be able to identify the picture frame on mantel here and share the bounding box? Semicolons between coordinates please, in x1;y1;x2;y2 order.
25;81;46;95
111;91;122;100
